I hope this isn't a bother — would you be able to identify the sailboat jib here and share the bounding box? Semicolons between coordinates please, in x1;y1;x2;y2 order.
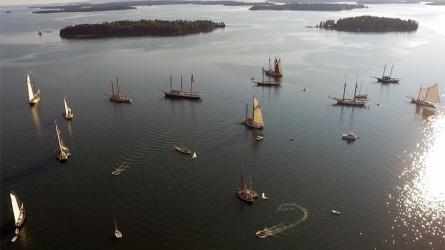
27;73;34;101
26;72;40;104
424;84;440;103
64;98;74;120
10;191;25;227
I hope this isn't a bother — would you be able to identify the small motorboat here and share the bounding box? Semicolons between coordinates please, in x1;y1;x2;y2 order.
114;220;123;239
255;228;269;239
261;192;268;200
331;210;342;215
256;135;264;141
112;164;128;176
11;235;17;242
342;131;359;141
191;152;197;160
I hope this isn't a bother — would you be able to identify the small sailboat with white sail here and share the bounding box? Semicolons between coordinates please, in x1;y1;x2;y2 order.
63;97;74;120
242;96;265;129
408;83;440;108
26;71;40;105
55;120;71;161
191;152;198;160
114;219;123;239
10;191;26;242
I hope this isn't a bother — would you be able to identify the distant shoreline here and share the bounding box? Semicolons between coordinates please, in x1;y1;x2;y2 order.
317;15;419;32
59;19;226;39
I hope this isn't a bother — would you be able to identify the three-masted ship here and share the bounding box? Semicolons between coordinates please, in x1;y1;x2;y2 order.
242;96;265;129
63;97;74;120
110;78;132;103
330;81;366;107
236;175;257;204
370;64;400;83
408;83;440;108
163;74;202;100
55;121;71;161
264;56;283;78
10;191;26;229
26;71;40;105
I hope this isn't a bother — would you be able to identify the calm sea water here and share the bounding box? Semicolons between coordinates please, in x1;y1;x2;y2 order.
1;3;445;249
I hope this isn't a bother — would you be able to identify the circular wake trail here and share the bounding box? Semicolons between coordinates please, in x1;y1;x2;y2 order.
260;203;308;238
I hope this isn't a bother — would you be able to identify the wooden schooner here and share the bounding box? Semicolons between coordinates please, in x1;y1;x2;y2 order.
174;137;192;154
370;64;400;83
10;191;26;229
236;175;258;205
110;78;132;103
54;120;71;161
264;56;283;78
408;83;440;108
252;67;281;87
26;71;40;105
242;96;265;129
163;74;202;100
330;80;366;107
63;97;74;120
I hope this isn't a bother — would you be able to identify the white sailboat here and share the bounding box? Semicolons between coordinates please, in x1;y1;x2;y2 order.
242;96;265;129
114;219;123;239
55;121;71;161
63;97;74;120
26;71;40;105
191;152;198;160
409;83;440;108
10;191;26;230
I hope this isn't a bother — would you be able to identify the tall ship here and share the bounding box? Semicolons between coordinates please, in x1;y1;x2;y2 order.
173;137;192;154
55;121;71;161
26;71;40;105
10;191;26;230
242;96;265;129
264;56;283;78
63;97;74;120
408;83;440;108
370;64;400;83
236;175;257;204
252;68;281;87
110;78;132;103
163;74;202;100
330;80;366;107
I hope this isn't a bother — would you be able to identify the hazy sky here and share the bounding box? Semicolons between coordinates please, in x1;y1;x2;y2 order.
0;0;81;6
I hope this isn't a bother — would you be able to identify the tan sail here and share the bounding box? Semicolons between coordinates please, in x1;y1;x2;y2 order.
424;84;440;103
275;58;282;75
253;96;264;126
417;87;426;100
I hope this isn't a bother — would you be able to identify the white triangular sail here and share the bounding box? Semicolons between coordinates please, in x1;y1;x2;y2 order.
417;87;426;100
27;73;34;102
253;97;264;126
55;122;64;153
424;84;440;103
64;98;72;115
10;193;21;225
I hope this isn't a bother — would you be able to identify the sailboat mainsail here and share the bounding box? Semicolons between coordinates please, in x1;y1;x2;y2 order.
275;58;282;76
417;87;426;100
26;72;40;104
63;98;73;119
55;121;71;161
253;96;264;126
10;191;25;227
424;84;440;103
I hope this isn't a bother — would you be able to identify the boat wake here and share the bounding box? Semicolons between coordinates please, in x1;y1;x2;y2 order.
257;203;308;238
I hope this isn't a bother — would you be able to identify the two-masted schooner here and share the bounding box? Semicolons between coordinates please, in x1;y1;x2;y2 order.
236;174;258;205
370;64;400;83
252;68;281;87
110;78;132;103
264;56;283;78
330;80;366;107
242;96;265;129
26;71;40;105
54;121;71;161
174;137;192;154
408;83;440;108
10;191;26;234
63;97;74;120
163;74;202;100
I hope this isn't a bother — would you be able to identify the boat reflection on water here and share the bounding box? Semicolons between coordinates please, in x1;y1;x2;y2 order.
391;112;445;245
30;105;43;138
415;105;436;120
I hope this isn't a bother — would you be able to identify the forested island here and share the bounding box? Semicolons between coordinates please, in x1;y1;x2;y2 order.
250;3;365;11
317;16;418;32
59;20;226;39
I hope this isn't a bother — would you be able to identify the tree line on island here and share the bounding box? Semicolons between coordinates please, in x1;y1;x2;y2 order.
59;19;226;39
317;16;418;32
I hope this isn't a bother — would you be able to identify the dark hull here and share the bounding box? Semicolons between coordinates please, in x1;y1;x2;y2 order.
377;78;400;83
174;145;192;154
254;81;281;87
242;120;264;129
410;98;436;108
164;91;201;100
236;190;254;204
332;98;366;107
110;96;132;103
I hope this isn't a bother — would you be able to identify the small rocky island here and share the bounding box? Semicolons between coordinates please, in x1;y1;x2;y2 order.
250;3;365;11
317;16;418;32
59;19;225;39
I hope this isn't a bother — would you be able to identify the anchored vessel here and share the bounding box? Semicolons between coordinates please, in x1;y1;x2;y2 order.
264;56;283;78
242;96;265;129
26;71;40;105
342;131;359;141
163;74;202;100
110;78;132;103
330;80;366;107
253;68;281;86
370;64;400;83
10;191;26;231
236;175;255;204
63;97;74;120
55;121;71;161
408;83;440;108
114;219;123;239
174;137;192;154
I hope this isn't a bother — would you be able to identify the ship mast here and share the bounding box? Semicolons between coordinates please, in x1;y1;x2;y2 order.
180;76;183;91
342;82;346;101
245;103;248;120
116;78;120;96
170;75;173;90
382;64;387;78
55;121;63;153
190;74;193;92
111;81;114;96
252;96;255;124
389;65;394;78
353;76;358;102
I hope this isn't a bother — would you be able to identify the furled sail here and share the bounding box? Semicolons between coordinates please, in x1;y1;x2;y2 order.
417;87;426;100
27;73;34;102
253;97;264;126
424;84;440;103
10;192;21;225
